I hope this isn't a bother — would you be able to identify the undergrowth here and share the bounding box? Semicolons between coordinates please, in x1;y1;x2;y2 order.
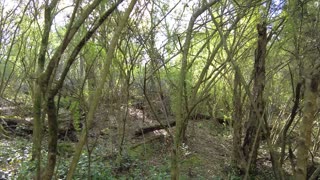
12;141;171;179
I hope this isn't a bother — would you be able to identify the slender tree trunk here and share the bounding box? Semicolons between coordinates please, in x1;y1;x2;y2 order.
118;74;131;157
42;95;58;180
232;69;244;171
66;0;137;178
32;1;58;179
171;127;182;180
295;74;319;179
32;85;42;180
242;22;267;171
280;82;302;165
171;2;219;179
86;56;97;105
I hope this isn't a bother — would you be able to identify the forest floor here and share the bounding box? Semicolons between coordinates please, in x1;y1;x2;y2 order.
0;99;276;179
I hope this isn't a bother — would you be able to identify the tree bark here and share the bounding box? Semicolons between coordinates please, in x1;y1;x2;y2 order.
32;1;59;179
242;22;267;171
295;74;319;179
135;121;176;136
42;96;58;180
232;69;244;171
280;82;302;165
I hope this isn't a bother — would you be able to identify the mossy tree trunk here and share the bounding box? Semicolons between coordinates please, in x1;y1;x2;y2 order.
32;1;58;179
41;95;58;179
295;73;319;179
232;69;244;171
31;0;124;179
288;0;320;178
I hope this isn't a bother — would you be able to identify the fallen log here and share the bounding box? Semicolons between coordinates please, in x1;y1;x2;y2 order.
135;121;176;136
0;117;33;135
190;113;212;120
0;117;33;126
134;114;230;137
0;117;78;142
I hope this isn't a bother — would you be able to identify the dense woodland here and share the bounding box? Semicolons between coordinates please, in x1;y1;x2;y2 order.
0;0;320;179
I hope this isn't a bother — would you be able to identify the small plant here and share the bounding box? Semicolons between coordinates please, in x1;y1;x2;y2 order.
17;160;37;179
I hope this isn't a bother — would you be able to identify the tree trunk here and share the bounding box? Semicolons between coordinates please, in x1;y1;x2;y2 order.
171;124;183;180
280;82;302;165
42;96;58;180
295;74;319;179
242;22;267;171
232;69;244;171
32;1;58;179
171;2;219;179
32;85;43;180
66;1;137;178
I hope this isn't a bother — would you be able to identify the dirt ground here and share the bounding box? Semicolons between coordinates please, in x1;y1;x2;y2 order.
90;103;234;179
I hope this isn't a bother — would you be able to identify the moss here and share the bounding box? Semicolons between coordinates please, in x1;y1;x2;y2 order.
100;128;110;135
128;136;164;159
57;142;74;156
179;154;207;178
128;143;153;159
181;154;203;168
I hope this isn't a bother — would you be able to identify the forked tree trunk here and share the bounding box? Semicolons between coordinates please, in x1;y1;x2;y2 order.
295;74;319;179
242;22;267;171
170;1;219;179
32;1;58;179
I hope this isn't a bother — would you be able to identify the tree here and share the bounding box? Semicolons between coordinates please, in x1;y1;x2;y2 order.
2;0;320;179
242;22;267;172
171;1;221;178
28;0;125;179
295;70;320;179
66;0;138;178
